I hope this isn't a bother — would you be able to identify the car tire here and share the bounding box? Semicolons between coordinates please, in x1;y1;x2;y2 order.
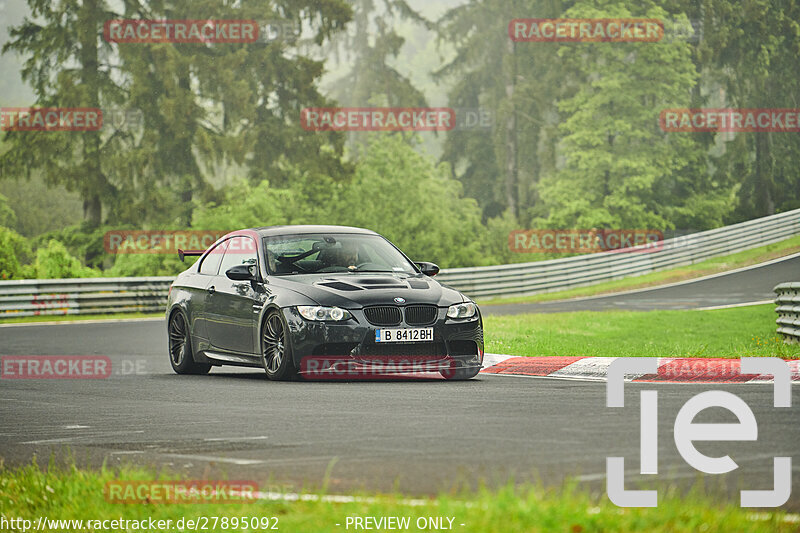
261;310;297;381
168;311;212;375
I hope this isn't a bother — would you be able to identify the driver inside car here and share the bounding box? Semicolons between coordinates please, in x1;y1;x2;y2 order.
334;242;359;269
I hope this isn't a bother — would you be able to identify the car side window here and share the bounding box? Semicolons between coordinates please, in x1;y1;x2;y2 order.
219;236;258;277
198;240;226;275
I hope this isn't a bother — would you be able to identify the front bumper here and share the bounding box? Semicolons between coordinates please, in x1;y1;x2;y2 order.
282;306;484;377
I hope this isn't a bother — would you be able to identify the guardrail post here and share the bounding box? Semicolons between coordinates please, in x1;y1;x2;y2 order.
774;282;800;344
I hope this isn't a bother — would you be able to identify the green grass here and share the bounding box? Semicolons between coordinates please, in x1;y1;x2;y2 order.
0;459;795;532
479;234;800;306
485;304;800;358
0;312;162;325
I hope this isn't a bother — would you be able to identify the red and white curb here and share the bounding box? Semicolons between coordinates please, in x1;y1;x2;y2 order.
481;354;800;383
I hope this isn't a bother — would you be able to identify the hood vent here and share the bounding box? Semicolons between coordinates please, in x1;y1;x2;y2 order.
357;278;403;285
319;281;362;291
352;277;406;290
408;280;429;289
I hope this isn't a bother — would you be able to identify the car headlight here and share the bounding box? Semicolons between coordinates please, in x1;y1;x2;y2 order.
297;306;351;321
447;301;477;319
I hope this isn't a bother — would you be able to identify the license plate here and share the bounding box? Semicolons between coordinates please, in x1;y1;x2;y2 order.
375;328;434;343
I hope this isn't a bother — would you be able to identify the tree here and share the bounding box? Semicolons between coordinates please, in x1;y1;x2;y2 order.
324;0;430;109
334;134;489;267
1;0;123;229
29;239;99;278
0;225;31;280
695;0;800;219
436;0;565;222
536;1;731;230
2;0;354;238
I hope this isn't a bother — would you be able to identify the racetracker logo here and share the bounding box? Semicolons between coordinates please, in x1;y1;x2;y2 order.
300;356;457;380
1;356;112;379
103;230;230;254
105;480;258;504
509;229;664;254
606;358;792;508
103;19;259;43
509;18;663;42
0;108;102;131
300;108;456;132
660;108;800;132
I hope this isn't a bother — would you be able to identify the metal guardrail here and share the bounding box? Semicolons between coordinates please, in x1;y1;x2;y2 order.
0;277;173;318
775;282;800;344
436;208;800;298
0;208;799;317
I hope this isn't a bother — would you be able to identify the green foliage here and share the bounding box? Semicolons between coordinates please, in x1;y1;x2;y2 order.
698;0;800;220
0;193;17;228
536;2;725;230
1;0;354;243
3;0;800;277
325;0;431;143
0;226;32;280
194;135;493;268
106;254;196;277
192;174;330;231
436;0;565;223
0;176;83;237
29;240;99;279
32;223;110;270
333;135;489;267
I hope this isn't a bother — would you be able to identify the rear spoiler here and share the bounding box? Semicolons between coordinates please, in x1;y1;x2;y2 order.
178;249;205;262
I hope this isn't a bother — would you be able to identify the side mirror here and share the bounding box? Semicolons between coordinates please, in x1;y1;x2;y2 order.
226;264;255;281
415;262;440;277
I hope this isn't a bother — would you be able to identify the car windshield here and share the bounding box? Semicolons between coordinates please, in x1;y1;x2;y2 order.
263;233;417;275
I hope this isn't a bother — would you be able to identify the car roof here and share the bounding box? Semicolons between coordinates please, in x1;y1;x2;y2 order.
252;225;379;237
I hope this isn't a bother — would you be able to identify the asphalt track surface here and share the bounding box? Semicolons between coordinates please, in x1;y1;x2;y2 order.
1;256;799;509
1;320;800;508
481;252;800;315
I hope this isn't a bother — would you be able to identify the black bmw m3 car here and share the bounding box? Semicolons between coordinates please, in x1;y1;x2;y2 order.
166;225;484;380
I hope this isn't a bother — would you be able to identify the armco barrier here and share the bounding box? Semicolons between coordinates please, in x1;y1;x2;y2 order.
775;282;800;344
435;208;800;298
0;277;173;318
0;209;799;317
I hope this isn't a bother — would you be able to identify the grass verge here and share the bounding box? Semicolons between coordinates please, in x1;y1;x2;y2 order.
0;312;162;325
0;460;795;532
478;234;800;306
484;304;800;358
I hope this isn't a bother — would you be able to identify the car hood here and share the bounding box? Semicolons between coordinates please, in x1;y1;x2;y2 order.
266;272;466;308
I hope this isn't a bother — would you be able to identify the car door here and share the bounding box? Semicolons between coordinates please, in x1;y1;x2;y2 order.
206;236;260;355
190;239;228;347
